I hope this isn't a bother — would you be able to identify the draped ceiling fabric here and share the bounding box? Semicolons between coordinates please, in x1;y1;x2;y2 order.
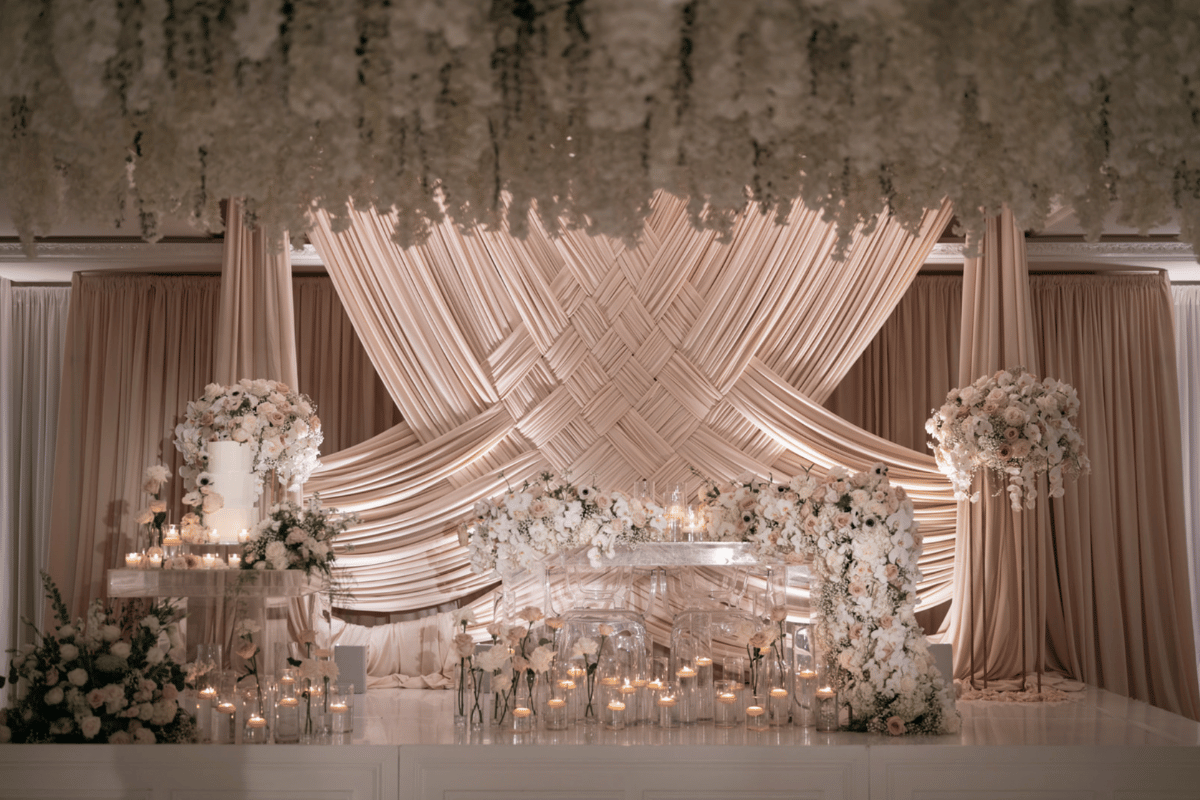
306;192;958;615
943;208;1052;687
214;198;299;389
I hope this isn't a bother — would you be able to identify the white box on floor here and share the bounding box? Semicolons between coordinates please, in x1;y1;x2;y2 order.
334;645;367;694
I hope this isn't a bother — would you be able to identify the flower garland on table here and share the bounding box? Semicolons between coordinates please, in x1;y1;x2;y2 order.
926;368;1090;510
173;379;323;493
241;496;359;579
0;573;196;744
744;464;958;735
463;471;666;577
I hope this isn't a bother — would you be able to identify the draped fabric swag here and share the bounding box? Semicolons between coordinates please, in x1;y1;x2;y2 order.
829;271;1200;719
307;193;958;618
215;199;299;389
944;209;1052;687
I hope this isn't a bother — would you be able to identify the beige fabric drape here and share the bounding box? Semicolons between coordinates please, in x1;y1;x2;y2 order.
214;199;299;389
48;275;223;617
825;275;963;452
825;270;1200;719
293;277;403;459
307;193;958;618
1031;273;1198;718
944;208;1050;686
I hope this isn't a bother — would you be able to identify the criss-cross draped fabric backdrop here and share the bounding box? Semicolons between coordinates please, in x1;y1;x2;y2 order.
306;193;958;617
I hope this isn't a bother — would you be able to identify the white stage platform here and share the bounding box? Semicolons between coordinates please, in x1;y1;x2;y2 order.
3;685;1199;799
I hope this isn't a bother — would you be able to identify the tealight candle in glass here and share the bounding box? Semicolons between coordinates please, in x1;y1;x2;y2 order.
795;667;818;728
605;699;626;731
215;699;238;743
275;693;301;743
202;553;219;570
328;684;353;734
655;683;679;728
815;686;839;732
196;686;217;743
544;672;570;731
125;552;142;569
227;553;241;568
147;553;163;569
244;712;269;744
714;679;738;728
745;695;769;733
511;680;534;734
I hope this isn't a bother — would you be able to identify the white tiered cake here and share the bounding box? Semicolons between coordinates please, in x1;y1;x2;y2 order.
205;440;259;544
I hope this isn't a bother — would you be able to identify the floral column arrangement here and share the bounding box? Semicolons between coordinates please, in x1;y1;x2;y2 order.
926;368;1090;511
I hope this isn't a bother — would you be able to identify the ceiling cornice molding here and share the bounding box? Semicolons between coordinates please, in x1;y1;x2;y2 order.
927;240;1196;266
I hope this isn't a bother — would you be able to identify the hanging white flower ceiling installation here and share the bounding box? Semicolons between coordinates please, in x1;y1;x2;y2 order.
2;1;1198;252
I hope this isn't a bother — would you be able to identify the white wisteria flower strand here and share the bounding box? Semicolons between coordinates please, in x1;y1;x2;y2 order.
2;2;1198;256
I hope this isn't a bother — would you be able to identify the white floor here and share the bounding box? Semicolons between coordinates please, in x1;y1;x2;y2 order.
3;685;1199;800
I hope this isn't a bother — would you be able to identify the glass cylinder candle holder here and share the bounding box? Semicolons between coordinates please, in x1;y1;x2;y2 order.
328;684;353;734
511;679;534;734
814;686;839;732
655;682;680;728
714;679;738;728
795;667;818;728
147;552;163;569
195;686;217;743
124;552;142;569
617;678;638;725
745;694;769;733
543;672;570;731
605;699;626;731
214;698;238;743
243;712;269;744
275;694;301;743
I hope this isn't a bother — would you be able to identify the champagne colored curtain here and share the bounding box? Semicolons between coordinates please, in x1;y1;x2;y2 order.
2;285;71;682
1033;273;1198;718
826;275;963;452
47;275;223;618
214;199;299;389
307;193;958;617
943;209;1051;687
826;270;1200;718
1172;285;1200;690
293;277;402;464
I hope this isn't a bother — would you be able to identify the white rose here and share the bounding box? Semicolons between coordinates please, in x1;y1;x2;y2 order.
45;686;65;705
145;646;165;666
59;643;79;662
79;715;102;739
67;668;88;686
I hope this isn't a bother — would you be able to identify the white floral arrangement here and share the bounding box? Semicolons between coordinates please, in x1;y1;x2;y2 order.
926;368;1091;510
0;574;197;744
173;379;323;493
744;464;958;735
241;496;358;578
463;472;667;577
6;3;1198;267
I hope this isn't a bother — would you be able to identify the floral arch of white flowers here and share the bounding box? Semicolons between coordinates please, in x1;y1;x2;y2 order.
3;1;1198;259
465;464;959;735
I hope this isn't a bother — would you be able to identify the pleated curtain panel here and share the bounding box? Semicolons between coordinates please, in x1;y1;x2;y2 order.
35;191;1200;718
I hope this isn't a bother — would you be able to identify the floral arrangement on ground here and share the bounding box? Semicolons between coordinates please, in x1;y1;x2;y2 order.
1;574;196;744
174;379;323;493
742;464;957;735
926;368;1090;510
